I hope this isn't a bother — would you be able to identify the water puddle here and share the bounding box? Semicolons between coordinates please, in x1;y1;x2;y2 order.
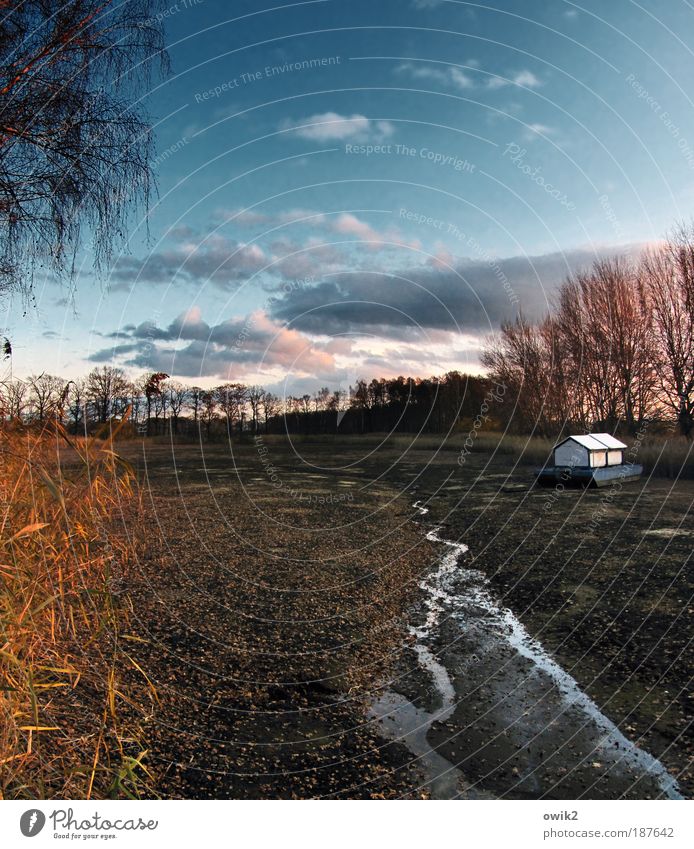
451;563;682;799
642;528;692;538
369;502;474;798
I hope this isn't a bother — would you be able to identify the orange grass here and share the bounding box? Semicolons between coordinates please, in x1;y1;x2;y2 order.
0;417;154;798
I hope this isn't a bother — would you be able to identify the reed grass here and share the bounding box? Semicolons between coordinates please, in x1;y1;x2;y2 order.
260;430;694;478
0;417;154;799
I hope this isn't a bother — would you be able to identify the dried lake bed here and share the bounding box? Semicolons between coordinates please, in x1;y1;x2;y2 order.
122;438;693;799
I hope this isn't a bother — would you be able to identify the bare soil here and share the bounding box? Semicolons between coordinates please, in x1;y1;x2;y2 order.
120;437;693;799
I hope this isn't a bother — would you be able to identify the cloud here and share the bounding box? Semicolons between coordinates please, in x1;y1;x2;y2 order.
205;211;423;275
522;123;556;141
396;62;475;90
109;209;426;296
328;214;422;253
90;309;336;380
449;67;475;90
397;62;542;92
268;245;642;337
110;234;268;290
90;246;644;386
212;209;270;227
332;213;379;240
284;112;395;142
526;123;554;134
487;70;543;90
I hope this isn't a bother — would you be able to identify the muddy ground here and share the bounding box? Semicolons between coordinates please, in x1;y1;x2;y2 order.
123;440;436;798
122;437;692;799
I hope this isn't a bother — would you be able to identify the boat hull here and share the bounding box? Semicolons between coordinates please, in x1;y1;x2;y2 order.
534;464;643;488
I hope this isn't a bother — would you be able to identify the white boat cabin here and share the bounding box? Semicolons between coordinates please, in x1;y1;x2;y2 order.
553;433;627;468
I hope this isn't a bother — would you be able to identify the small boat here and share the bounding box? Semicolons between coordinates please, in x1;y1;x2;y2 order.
534;433;642;488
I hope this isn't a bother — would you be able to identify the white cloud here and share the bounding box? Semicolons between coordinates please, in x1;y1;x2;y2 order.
487;70;543;90
397;62;540;92
513;70;543;88
285;112;395;142
522;123;556;141
332;213;378;240
449;67;475;90
396;62;474;91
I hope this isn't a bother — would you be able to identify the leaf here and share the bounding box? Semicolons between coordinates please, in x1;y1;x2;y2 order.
123;653;159;703
38;466;66;510
18;725;59;731
35;665;78;674
7;523;48;543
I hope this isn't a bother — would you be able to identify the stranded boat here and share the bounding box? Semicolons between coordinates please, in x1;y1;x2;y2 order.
535;432;642;488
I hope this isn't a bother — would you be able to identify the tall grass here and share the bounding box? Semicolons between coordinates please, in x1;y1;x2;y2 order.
634;437;694;479
259;430;694;478
0;419;154;799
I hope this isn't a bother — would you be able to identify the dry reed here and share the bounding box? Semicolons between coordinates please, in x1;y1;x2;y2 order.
0;417;154;799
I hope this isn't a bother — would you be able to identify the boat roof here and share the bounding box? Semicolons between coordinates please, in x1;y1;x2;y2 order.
590;432;627;449
556;433;627;451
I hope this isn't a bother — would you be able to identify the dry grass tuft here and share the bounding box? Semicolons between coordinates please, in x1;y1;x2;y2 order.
0;418;154;799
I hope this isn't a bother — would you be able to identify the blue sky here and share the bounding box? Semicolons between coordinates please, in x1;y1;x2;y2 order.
6;0;694;393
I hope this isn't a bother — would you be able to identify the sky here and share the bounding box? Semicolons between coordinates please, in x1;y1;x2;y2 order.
5;0;694;395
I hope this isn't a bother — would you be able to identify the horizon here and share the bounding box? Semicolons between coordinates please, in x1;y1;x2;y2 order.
4;0;694;395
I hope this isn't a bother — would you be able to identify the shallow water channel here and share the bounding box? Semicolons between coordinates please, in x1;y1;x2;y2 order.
369;502;682;800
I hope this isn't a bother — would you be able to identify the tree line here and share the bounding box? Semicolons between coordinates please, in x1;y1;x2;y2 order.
482;225;694;438
0;367;491;438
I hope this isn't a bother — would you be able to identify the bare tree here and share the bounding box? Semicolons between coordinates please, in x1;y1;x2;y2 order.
1;378;27;420
86;365;129;424
200;390;217;440
246;385;265;434
350;379;370;432
166;380;189;434
126;380;144;427
26;373;65;422
641;226;694;437
314;386;330;412
0;1;167;297
555;271;620;429
66;378;86;434
152;383;168;430
261;391;280;432
188;386;204;427
215;383;247;436
142;371;169;435
481;315;555;434
554;258;655;433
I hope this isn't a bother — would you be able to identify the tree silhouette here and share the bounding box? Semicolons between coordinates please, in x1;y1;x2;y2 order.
0;0;167;297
